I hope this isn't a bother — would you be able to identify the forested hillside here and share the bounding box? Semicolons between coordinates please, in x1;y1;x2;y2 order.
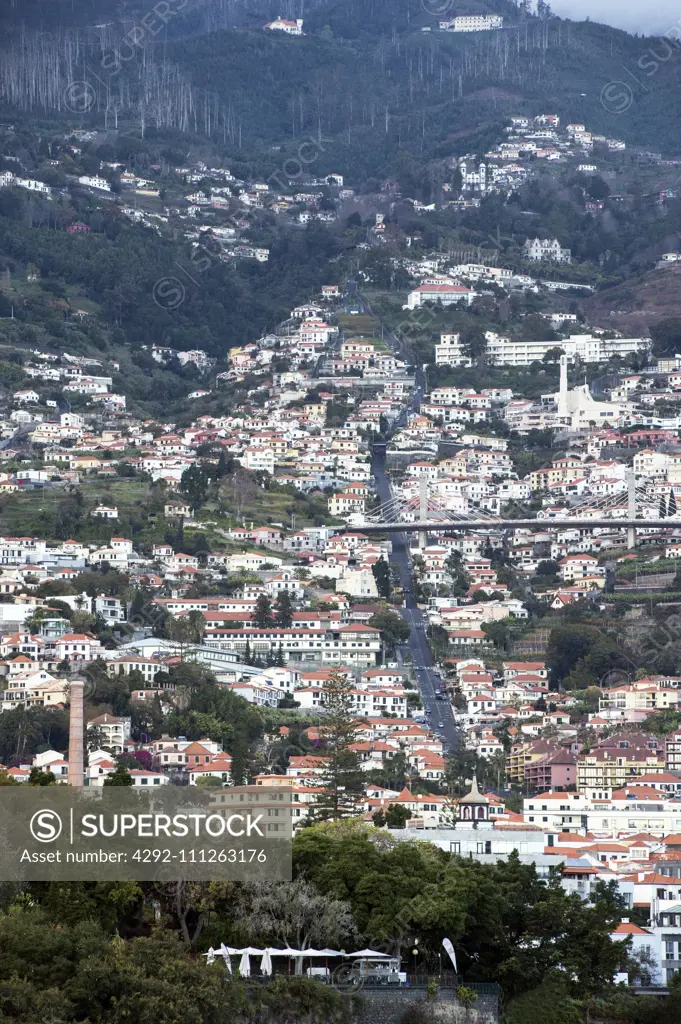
0;184;340;366
2;0;681;171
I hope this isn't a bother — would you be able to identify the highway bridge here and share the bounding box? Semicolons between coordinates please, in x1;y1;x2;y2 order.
349;517;681;534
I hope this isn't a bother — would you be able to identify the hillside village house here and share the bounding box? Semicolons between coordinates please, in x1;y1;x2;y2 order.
264;16;303;34
522;237;571;263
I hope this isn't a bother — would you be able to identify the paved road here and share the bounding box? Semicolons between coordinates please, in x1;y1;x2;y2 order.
372;447;459;749
341;284;457;746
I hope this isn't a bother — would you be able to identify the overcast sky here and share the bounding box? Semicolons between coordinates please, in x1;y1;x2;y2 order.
547;0;679;35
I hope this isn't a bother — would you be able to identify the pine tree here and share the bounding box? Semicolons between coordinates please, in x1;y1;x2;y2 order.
670;491;677;517
254;594;274;629
275;589;293;628
230;736;251;786
244;639;252;665
314;671;364;821
371;556;391;599
275;643;285;667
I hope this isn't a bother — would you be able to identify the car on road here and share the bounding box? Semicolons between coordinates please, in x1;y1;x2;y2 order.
425;706;431;714
438;721;444;729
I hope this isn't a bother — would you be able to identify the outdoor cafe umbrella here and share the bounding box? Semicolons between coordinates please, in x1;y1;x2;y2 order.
219;943;234;974
266;946;306;975
347;949;392;957
238;950;251;978
261;949;273;977
205;947;216;966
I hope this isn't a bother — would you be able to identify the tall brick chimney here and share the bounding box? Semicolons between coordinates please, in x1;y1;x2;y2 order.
68;678;84;787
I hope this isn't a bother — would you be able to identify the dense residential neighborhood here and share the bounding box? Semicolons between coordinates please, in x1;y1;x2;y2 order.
7;52;681;1015
5;236;681;987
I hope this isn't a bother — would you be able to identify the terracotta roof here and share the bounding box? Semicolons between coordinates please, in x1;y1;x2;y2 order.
612;922;651;936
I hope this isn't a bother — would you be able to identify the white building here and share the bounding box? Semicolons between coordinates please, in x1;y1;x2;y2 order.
523;237;572;264
336;569;379;599
87;713;131;755
435;331;650;368
91;505;119;520
264;16;303;34
78;175;111;191
440;15;503;31
406;284;475;309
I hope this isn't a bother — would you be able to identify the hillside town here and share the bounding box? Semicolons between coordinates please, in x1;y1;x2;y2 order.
6;97;681;1005
3;253;681;982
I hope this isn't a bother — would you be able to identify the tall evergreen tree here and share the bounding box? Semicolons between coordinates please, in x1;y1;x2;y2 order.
371;556;391;599
314;671;364;821
274;589;293;628
230;736;251;786
254;594;274;629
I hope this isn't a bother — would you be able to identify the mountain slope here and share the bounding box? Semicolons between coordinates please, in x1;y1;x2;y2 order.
1;1;681;168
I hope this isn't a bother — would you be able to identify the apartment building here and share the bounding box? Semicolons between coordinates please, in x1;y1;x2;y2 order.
435;331;650;367
577;747;666;790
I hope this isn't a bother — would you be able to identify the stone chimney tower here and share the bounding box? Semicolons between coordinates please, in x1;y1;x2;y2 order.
68;678;84;788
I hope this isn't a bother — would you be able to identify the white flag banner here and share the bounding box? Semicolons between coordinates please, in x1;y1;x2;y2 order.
442;937;457;973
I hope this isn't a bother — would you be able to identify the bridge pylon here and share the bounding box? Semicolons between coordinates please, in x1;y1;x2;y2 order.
418;477;428;550
627;468;636;551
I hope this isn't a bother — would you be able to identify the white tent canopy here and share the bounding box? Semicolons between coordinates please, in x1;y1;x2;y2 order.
205;947;391;962
346;949;392;958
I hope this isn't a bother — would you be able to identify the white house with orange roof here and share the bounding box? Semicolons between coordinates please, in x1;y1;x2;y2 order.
49;632;102;663
264;16;304;35
153;739;219;769
503;661;548;682
264;570;304;599
31;749;69;780
87;757;117;785
362;668;406;688
366;786;449;828
187;757;233;785
408;749;447;782
610;918;668;986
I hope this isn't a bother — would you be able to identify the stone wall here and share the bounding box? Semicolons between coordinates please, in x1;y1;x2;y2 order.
352;990;498;1024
